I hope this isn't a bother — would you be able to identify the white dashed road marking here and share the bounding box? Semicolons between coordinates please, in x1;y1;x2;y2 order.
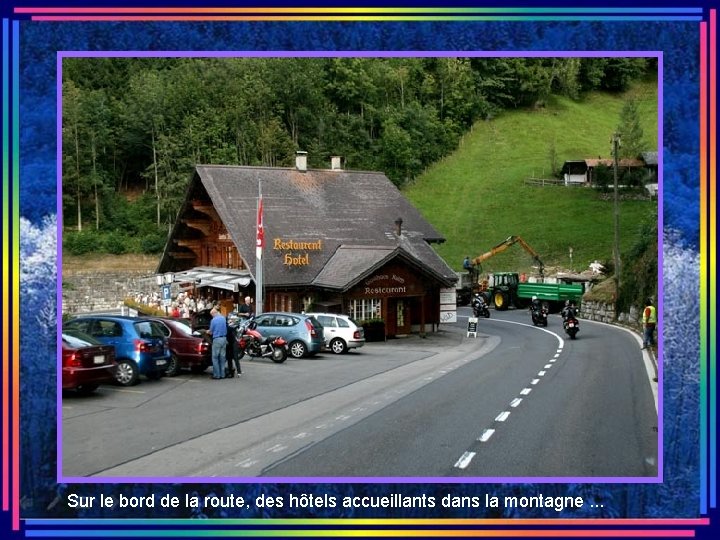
454;452;476;469
478;429;495;442
451;317;566;474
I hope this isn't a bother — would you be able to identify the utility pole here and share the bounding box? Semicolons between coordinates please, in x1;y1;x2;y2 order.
612;132;621;316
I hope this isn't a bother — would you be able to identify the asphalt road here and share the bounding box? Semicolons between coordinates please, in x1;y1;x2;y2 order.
61;307;658;480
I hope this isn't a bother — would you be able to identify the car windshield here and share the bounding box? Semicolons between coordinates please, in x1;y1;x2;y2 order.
172;321;194;336
317;316;336;327
192;310;213;330
62;332;101;348
134;320;166;339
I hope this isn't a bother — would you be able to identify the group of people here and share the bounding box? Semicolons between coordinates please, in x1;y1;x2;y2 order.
206;296;255;380
168;293;214;318
133;290;217;318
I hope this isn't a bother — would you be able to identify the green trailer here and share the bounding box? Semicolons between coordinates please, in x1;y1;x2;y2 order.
517;282;584;312
487;272;584;312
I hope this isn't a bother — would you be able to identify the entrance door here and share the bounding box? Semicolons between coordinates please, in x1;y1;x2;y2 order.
394;298;411;336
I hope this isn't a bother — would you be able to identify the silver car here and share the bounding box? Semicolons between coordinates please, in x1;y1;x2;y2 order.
305;313;365;354
253;312;325;359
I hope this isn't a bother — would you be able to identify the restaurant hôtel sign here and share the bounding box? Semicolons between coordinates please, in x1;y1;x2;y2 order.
273;238;323;266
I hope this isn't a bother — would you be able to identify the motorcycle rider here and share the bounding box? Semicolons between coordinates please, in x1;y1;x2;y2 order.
562;300;578;321
530;295;541;314
471;293;487;317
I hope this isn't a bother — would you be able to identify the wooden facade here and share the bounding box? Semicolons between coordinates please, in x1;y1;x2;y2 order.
158;163;458;337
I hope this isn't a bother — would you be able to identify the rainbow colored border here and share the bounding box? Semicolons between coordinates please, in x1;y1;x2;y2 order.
8;5;706;23
2;15;20;533
1;3;716;538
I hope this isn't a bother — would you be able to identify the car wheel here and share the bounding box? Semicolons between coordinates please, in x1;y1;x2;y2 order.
288;340;307;358
165;354;180;377
329;338;347;354
115;359;139;386
271;347;288;364
75;384;99;395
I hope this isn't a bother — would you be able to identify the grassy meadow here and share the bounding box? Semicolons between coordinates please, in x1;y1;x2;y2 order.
404;79;658;277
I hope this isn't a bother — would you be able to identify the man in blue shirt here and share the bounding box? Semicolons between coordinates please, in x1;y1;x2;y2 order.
207;307;227;380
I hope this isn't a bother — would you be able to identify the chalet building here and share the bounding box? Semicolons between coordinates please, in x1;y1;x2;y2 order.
561;152;657;190
156;153;457;337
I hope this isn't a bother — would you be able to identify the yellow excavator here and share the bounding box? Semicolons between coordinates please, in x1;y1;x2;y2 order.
472;235;545;278
466;236;545;310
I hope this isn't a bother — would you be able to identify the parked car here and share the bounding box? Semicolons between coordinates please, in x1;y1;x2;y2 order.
304;313;365;354
145;317;211;376
64;316;170;386
61;330;117;395
252;312;324;359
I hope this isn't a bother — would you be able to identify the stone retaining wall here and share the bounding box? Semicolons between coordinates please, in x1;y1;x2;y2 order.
580;300;641;330
62;271;158;314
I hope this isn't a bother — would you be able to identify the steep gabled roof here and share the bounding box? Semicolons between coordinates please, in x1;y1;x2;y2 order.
174;164;453;287
584;158;645;168
641;151;658;166
313;244;454;291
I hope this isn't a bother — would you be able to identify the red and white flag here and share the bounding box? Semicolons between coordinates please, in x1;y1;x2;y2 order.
256;194;264;259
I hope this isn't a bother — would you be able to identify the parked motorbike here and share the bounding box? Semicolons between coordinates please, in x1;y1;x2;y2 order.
563;315;580;339
234;318;288;363
471;294;490;318
530;305;548;327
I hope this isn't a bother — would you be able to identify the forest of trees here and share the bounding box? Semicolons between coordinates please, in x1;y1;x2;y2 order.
62;56;653;254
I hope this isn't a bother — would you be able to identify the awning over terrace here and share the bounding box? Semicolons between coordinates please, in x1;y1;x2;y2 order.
172;266;253;292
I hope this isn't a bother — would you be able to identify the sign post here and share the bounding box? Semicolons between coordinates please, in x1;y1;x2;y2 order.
439;287;457;324
467;316;479;338
162;284;171;304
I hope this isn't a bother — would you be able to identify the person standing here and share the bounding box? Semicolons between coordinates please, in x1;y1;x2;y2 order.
207;307;227;379
642;298;657;350
463;256;475;283
238;296;254;319
226;313;242;378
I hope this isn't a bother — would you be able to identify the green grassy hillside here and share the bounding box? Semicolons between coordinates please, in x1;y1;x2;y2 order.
404;80;658;277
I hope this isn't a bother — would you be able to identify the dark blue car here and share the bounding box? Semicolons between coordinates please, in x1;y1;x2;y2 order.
64;316;170;386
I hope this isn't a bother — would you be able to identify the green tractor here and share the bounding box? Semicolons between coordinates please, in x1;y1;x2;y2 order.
488;272;529;311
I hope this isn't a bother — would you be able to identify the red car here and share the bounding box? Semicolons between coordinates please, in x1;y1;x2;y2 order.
146;317;211;376
62;330;117;395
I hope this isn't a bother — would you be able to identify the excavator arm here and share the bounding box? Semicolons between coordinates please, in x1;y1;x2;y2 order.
471;236;545;277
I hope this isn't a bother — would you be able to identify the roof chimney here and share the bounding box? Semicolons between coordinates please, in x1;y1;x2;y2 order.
295;151;308;172
394;217;403;236
330;156;343;171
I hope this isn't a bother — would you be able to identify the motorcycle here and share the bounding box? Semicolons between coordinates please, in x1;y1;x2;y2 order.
471;295;490;318
563;315;580;339
234;318;288;363
530;304;548;327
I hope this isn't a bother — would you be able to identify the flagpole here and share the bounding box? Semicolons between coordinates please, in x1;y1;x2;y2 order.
256;182;264;315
